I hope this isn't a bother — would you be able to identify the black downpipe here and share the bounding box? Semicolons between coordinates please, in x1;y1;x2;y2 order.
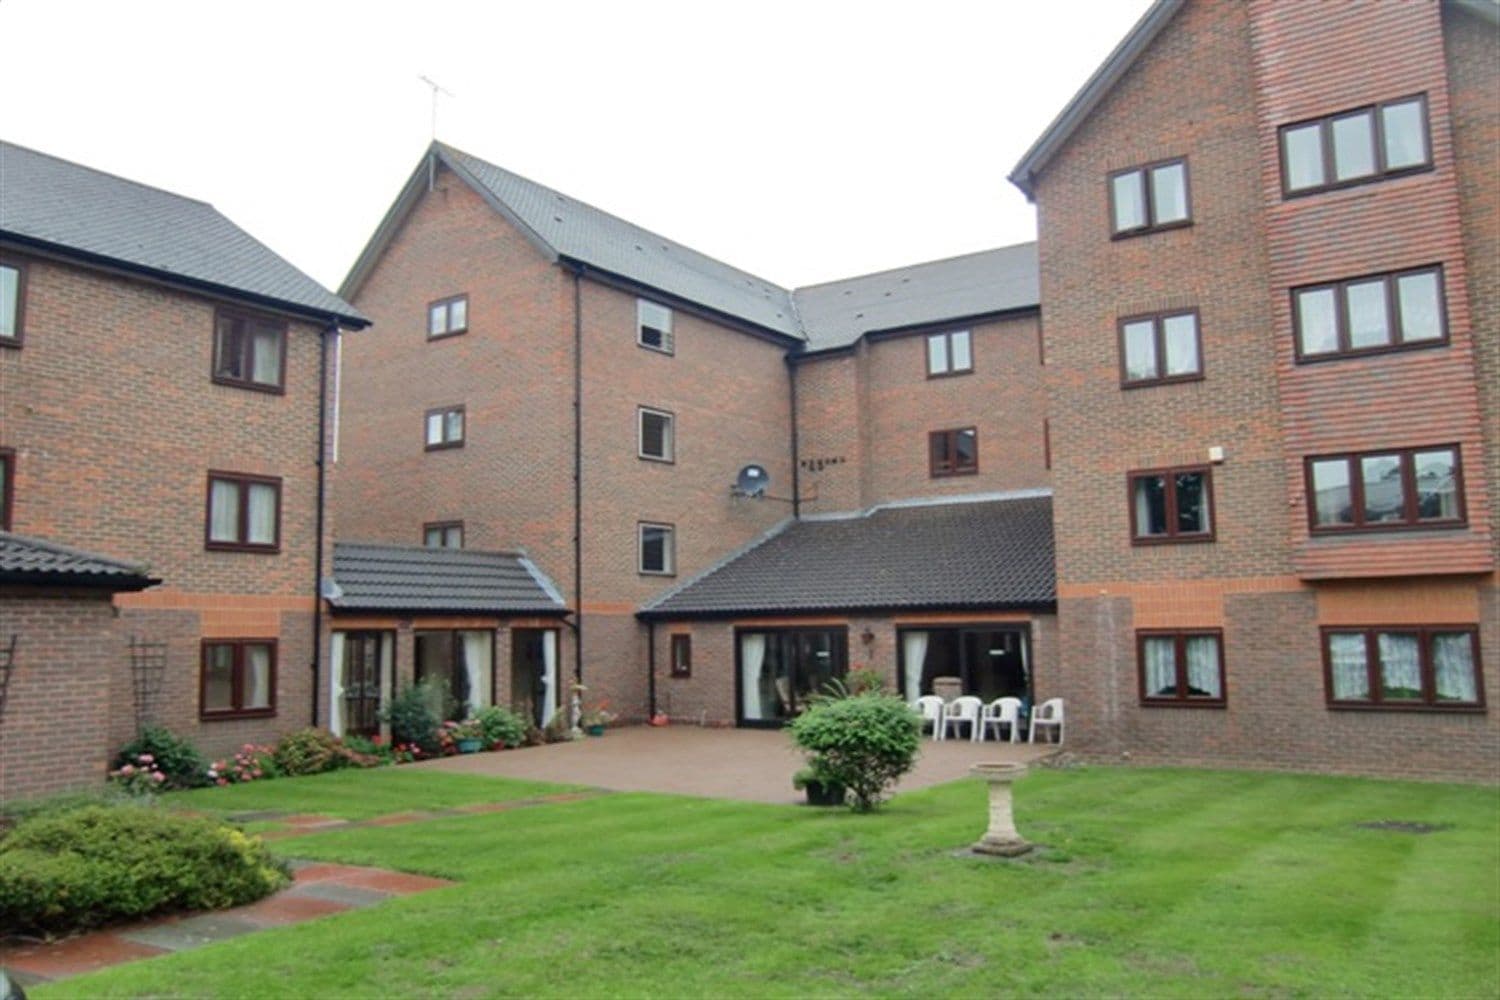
787;356;801;519
571;266;585;684
310;323;334;727
646;621;657;718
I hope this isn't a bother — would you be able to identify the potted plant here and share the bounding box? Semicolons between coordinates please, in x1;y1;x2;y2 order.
792;762;847;807
579;703;615;737
446;719;485;754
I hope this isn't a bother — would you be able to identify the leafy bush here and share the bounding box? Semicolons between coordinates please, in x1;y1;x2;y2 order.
343;734;395;765
208;744;281;785
0;805;289;936
115;727;209;789
789;694;922;811
382;682;443;752
475;706;528;748
109;752;170;795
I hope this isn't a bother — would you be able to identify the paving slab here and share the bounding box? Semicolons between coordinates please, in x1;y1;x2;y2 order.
119;913;261;952
0;933;168;983
286;882;392;907
227;893;353;927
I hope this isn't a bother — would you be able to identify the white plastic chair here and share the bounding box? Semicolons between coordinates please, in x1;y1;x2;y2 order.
978;696;1023;743
913;695;945;740
938;695;983;742
1029;697;1065;744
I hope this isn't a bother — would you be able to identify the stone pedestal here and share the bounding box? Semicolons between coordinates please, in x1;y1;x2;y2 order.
970;761;1033;857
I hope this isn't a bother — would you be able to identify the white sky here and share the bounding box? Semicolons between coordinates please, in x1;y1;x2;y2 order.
0;0;1152;292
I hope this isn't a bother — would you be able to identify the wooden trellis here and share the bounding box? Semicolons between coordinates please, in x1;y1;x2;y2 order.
0;634;17;725
129;636;169;732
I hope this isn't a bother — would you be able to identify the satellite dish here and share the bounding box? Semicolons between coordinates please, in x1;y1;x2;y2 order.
735;464;770;498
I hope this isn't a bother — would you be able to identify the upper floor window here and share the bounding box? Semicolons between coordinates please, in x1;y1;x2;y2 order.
428;295;468;339
1280;95;1431;197
0;261;25;347
213;309;286;392
638;299;674;354
926;330;972;377
1293;266;1446;361
0;448;13;531
1119;310;1202;386
425;405;465;450
1307;446;1464;533
1130;466;1213;543
423;521;464;548
639;521;675;576
1138;630;1225;707
638;406;675;462
1109;159;1190;237
206;472;281;552
1324;626;1482;710
201;639;276;718
929;427;978;477
670;634;692;678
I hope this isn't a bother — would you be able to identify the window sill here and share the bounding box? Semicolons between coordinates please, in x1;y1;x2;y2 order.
1122;372;1205;390
1140;699;1226;709
426;329;468;342
1308;520;1467;537
1295;338;1448;364
1325;701;1485;714
200;709;277;721
639;570;677;578
638;454;675;465
926;368;974;380
931;468;980;479
1131;534;1215;546
1111;219;1193;241
212;375;285;395
637;341;674;356
0;337;21;350
205;542;281;554
424;442;465;452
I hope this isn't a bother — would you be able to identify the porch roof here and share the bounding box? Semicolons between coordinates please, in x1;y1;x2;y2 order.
0;531;159;591
329;543;568;616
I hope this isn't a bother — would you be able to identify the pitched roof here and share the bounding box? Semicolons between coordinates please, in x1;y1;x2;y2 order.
0;140;367;327
792;244;1038;352
0;531;159;591
639;494;1055;619
330;542;567;616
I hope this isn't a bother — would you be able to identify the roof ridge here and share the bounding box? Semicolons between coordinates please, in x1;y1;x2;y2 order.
0;139;213;208
791;241;1038;293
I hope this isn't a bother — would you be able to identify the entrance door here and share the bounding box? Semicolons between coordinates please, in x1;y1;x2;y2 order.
738;628;848;726
342;631;383;738
510;628;558;728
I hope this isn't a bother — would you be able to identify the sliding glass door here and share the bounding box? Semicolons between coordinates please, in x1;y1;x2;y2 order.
898;626;1031;704
737;627;848;726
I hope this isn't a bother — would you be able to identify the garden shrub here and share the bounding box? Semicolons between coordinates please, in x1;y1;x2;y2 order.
475;706;528;748
114;726;209;789
272;729;377;776
343;733;395;765
207;744;281;785
789;694;922;811
382;682;443;752
0;805;289;936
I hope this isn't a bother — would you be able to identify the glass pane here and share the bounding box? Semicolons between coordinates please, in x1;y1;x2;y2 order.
794;631;845;706
449;297;467;331
0;265;17;339
638;300;671;348
1296;288;1340;355
1345;279;1390;349
1162;314;1199;375
954;429;977;469
1396;271;1443;342
425;527;442;547
739;633;786;722
1133;475;1168;537
930;433;949;472
1361;454;1406;524
1122;320;1158;381
214;317;245;379
1310;459;1354;527
1431;633;1477;702
1184;636;1221;698
250;326;281;385
209;480;241;542
1142;638;1176;697
244;645;272;709
1174;472;1209;534
247;483;277;544
1331;111;1377;181
641;411;669;459
1381;99;1428;170
926;335;948;374
1283;124;1326;191
950;331;972;371
1413;448;1459;521
1112;170;1146;232
445;409;464;442
1377;633;1422;700
1327;633;1370;700
1151;162;1189;224
426;412;443;444
428;304;446;336
445;526;462;547
203;645;235;711
641;526;670;572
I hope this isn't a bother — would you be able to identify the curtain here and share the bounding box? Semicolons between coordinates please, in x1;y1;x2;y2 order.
1328;633;1369;700
1377;633;1421;699
379;634;395;735
540;630;558;727
209;480;239;541
1431;633;1477;703
245;645;271;709
1143;637;1175;696
901;632;928;702
740;634;767;719
1184;636;1221;698
460;631;492;715
251;326;281;384
328;632;347;736
247;483;277;544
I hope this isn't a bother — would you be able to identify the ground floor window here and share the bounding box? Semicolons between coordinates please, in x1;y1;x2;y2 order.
201;639;275;718
738;628;847;725
509;628;559;728
415;629;494;718
331;630;394;738
1137;629;1225;706
898;626;1030;705
1323;626;1482;709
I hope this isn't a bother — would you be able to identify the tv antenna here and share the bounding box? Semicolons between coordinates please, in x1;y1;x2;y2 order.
418;75;456;141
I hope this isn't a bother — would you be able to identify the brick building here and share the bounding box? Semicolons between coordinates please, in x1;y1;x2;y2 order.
0;141;366;801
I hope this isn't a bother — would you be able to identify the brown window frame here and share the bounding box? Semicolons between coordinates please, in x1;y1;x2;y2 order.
1305;445;1466;535
637;299;675;355
1321;625;1484;712
204;471;282;553
200;638;278;720
670;634;692;678
427;294;469;340
1108;157;1192;238
1128;465;1215;545
424;405;466;451
1291;265;1448;362
0;448;14;531
1118;308;1204;387
1279;94;1433;199
929;427;979;478
638;521;676;576
0;258;27;348
925;329;974;378
1136;629;1227;708
638;406;676;463
212;307;288;394
423;520;464;548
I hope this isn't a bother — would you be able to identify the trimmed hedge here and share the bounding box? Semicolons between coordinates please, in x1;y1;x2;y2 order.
789;694;922;811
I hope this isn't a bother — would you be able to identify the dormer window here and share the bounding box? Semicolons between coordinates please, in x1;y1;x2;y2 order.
638;300;674;354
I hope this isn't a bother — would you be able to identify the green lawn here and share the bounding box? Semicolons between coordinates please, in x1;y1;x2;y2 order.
37;766;1500;998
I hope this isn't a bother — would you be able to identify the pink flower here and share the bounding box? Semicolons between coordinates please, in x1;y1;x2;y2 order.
120;764;136;776
137;754;154;764
152;772;166;783
216;777;229;786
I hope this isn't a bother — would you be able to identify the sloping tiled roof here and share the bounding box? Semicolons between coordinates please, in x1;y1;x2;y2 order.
0;531;159;590
793;244;1039;352
330;543;567;616
640;494;1055;619
0;140;367;327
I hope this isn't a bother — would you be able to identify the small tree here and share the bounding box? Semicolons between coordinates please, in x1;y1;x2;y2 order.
789;694;922;811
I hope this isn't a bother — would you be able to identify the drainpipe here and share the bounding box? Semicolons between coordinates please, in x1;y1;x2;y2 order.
311;321;336;727
571;264;585;685
646;621;657;717
786;355;801;519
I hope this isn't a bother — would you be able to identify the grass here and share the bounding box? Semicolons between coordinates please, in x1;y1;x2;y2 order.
34;766;1500;998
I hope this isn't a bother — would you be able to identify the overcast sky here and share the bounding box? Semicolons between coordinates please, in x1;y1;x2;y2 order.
0;0;1152;291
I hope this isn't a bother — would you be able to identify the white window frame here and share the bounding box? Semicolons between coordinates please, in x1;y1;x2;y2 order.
637;406;675;462
638;521;676;576
637;299;674;354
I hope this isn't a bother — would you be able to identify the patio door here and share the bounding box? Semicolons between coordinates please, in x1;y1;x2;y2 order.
899;626;1031;705
332;630;391;739
737;627;848;727
511;628;559;728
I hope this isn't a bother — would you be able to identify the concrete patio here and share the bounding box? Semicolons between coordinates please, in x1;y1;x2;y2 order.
423;724;1055;804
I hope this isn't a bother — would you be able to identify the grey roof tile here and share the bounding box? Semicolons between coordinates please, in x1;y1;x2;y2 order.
0;140;367;326
640;495;1054;618
331;543;567;615
0;531;159;590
